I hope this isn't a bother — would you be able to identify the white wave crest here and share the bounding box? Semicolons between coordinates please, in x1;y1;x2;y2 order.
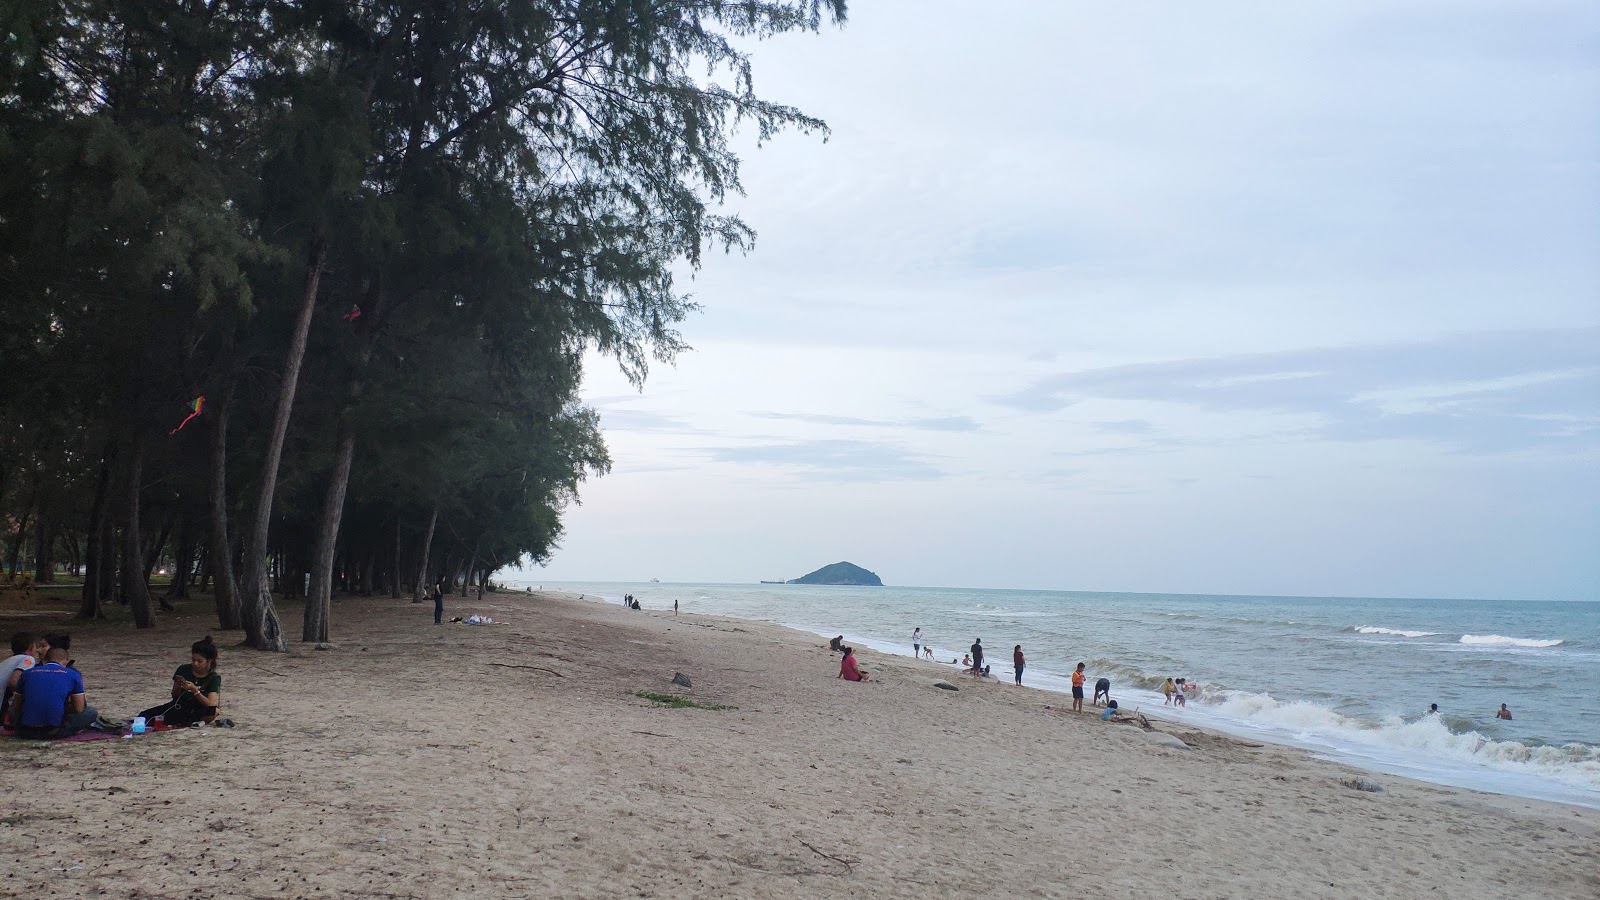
1201;691;1600;793
1459;634;1563;648
1354;626;1440;638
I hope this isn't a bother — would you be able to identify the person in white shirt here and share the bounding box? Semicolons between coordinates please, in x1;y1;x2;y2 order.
2;632;48;727
912;627;922;658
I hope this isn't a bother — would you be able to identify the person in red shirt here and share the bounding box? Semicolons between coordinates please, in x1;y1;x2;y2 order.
1012;645;1025;685
1071;662;1087;712
838;646;868;682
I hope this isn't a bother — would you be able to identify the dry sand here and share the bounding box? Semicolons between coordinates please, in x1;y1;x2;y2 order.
1;588;1595;899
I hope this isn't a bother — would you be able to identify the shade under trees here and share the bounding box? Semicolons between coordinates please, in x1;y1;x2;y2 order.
0;0;846;649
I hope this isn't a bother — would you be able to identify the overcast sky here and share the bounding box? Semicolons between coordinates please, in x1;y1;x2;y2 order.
522;0;1599;601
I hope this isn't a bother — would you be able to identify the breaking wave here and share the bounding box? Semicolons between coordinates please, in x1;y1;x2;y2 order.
1353;626;1440;638
1459;634;1563;649
1199;691;1600;796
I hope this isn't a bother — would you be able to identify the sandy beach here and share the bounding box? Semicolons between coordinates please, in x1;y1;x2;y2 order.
1;588;1595;899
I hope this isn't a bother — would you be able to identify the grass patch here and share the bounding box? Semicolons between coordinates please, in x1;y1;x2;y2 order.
634;690;734;711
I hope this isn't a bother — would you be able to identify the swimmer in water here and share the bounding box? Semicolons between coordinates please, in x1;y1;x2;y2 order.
1495;703;1512;720
1427;703;1439;715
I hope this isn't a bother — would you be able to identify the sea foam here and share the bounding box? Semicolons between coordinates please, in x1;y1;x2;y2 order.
1195;690;1600;798
1354;626;1440;638
1459;634;1563;648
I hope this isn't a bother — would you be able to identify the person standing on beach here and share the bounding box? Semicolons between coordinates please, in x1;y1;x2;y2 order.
432;581;446;625
1072;663;1087;712
970;639;984;674
912;627;922;658
1162;678;1176;705
674;598;679;617
1012;645;1025;685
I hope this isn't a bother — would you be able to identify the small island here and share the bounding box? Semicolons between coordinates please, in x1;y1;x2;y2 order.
786;561;883;586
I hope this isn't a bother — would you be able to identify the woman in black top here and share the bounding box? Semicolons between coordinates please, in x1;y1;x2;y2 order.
138;636;222;727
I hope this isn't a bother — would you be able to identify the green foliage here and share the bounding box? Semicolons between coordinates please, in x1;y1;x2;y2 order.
0;0;847;630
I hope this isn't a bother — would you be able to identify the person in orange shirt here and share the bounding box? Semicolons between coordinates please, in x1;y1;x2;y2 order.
1071;662;1087;712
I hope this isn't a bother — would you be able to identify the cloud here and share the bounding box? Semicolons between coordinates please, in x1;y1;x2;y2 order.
753;412;981;432
991;328;1599;454
905;416;981;432
595;408;704;434
701;439;944;482
1093;419;1158;435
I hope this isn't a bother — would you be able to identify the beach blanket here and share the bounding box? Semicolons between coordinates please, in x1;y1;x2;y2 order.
0;724;207;742
2;726;124;742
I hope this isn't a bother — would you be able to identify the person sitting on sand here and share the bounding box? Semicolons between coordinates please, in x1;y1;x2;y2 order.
137;637;221;728
44;633;74;669
1093;677;1111;707
828;635;845;652
1162;678;1177;705
8;648;102;739
960;654;971;667
838;646;868;682
2;630;49;730
1100;699;1119;720
1;632;48;728
1495;703;1512;720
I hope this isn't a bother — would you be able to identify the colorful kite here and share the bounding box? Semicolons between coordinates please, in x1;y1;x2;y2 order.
169;396;205;434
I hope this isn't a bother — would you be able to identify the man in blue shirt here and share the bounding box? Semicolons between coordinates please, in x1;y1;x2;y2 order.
9;648;100;739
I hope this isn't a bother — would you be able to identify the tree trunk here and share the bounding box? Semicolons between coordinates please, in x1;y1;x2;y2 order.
7;499;32;576
239;241;326;651
207;386;242;629
143;507;176;584
361;550;375;596
78;449;115;619
34;515;54;583
412;506;437;603
65;529;81;578
121;436;155;628
303;424;357;643
391;516;403;599
165;517;193;600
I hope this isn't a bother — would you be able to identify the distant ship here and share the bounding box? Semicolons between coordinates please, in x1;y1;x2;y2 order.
758;580;786;584
649;577;660;583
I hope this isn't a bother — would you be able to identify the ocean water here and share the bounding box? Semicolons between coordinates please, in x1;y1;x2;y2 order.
502;578;1600;809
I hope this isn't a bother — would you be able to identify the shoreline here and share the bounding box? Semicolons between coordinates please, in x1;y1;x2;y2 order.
0;587;1595;898
552;589;1600;814
543;584;1600;811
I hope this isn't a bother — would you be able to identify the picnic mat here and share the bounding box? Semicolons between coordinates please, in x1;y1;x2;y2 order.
1;726;185;742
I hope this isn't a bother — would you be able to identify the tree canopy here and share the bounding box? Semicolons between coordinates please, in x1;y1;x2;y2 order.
0;0;846;648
